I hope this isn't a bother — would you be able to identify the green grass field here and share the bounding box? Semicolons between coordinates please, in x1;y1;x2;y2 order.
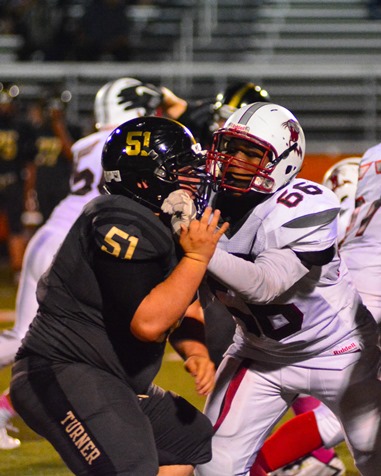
0;260;360;475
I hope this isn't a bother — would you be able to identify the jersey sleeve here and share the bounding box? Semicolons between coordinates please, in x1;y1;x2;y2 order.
87;195;175;264
261;179;341;253
208;247;309;303
86;195;177;326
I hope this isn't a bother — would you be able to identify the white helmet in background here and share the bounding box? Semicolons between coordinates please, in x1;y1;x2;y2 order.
207;102;305;194
322;157;361;242
322;157;361;205
94;77;163;130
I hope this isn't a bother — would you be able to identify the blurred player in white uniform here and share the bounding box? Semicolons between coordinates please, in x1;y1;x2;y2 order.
193;103;381;476
340;147;381;323
261;157;362;476
0;77;165;449
252;150;381;476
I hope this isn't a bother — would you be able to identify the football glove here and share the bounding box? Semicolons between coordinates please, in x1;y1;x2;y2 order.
161;189;197;236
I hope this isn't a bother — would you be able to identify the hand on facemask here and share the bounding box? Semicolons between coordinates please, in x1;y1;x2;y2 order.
161;189;197;236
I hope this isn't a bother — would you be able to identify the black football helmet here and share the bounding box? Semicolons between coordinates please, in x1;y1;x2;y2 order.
102;116;209;214
213;81;271;125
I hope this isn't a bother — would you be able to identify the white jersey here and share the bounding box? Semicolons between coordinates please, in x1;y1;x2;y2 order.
207;177;376;369
46;129;109;230
340;145;381;323
12;129;110;340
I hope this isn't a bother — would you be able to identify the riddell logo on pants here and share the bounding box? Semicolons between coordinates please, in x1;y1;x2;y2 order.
333;342;357;355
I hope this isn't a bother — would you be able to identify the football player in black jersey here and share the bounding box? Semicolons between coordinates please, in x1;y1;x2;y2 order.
0;82;36;283
161;81;271;150
10;116;228;476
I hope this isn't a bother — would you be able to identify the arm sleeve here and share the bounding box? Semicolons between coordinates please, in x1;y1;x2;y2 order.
207;247;310;304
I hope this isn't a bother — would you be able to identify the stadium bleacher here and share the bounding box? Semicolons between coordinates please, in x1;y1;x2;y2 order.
1;0;381;154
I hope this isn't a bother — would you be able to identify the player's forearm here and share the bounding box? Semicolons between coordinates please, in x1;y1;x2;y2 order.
131;257;207;341
171;339;209;361
160;86;188;119
207;247;309;303
169;310;207;360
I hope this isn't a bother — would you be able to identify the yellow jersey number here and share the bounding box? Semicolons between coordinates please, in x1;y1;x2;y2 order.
101;226;138;260
126;131;151;155
0;130;18;161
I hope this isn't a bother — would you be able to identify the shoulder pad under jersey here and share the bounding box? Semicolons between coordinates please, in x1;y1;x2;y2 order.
84;195;174;261
256;178;341;251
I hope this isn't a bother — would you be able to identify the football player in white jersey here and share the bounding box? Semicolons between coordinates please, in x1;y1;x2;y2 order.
340;148;381;323
261;157;362;476
0;77;166;449
251;149;381;476
193;103;381;476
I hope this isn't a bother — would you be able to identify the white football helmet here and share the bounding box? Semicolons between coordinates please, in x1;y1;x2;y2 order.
207;102;305;194
322;157;361;242
94;77;163;130
322;157;361;205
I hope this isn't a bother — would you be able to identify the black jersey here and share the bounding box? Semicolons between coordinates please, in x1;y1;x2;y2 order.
0;114;35;179
33;120;82;221
32;120;81;180
178;99;215;149
16;194;177;393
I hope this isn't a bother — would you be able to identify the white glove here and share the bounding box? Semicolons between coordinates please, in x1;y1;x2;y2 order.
161;189;197;235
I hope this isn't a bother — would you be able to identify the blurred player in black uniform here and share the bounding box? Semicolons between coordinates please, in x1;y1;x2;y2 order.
0;82;35;283
10;116;228;476
162;81;271;151
26;89;82;224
